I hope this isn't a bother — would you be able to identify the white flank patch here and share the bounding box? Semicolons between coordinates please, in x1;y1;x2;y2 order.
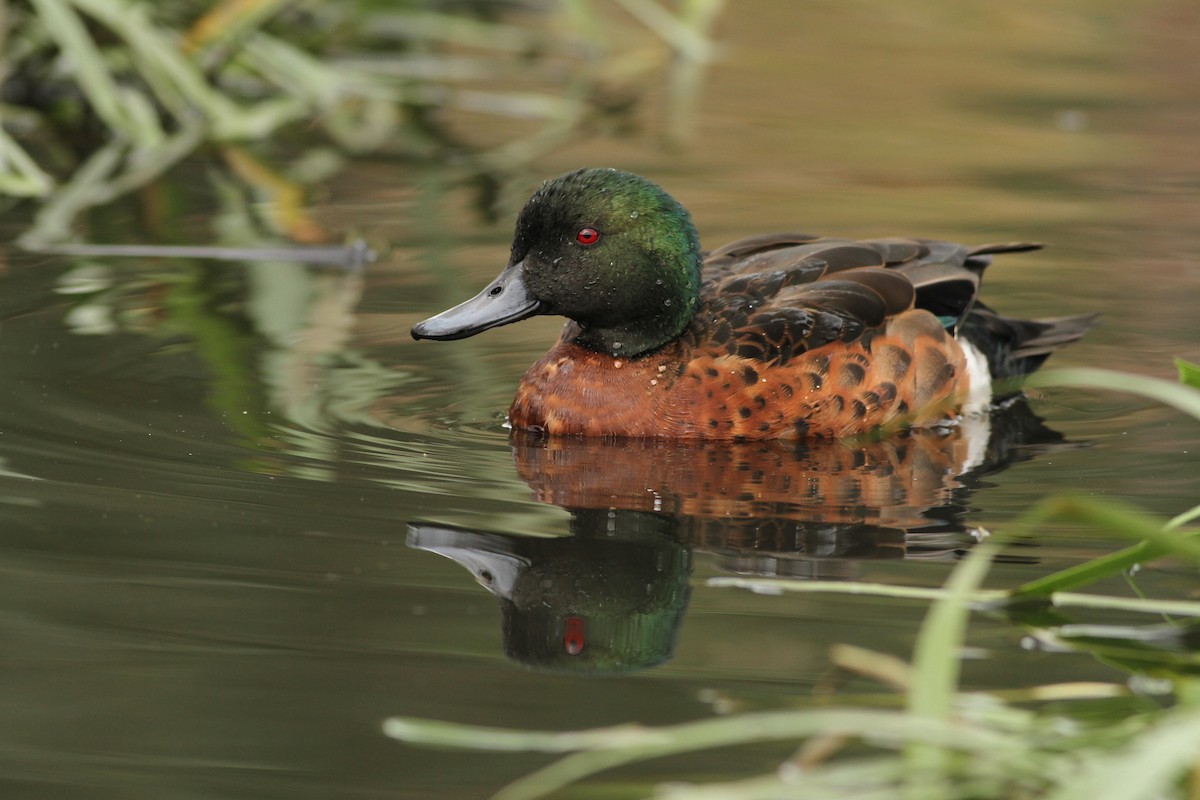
956;340;994;474
960;339;993;415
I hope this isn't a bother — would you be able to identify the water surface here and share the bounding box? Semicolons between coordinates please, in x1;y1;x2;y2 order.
2;2;1198;797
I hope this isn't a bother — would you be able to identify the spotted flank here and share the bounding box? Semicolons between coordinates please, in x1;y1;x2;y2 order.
413;168;1096;439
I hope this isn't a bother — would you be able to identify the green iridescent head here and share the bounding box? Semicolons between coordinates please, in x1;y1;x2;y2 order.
412;168;702;357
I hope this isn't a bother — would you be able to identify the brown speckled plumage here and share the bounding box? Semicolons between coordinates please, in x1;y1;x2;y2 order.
511;235;1017;438
511;426;1001;530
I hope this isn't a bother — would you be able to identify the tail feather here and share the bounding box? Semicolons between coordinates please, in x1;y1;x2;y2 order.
960;306;1098;384
1008;313;1100;361
963;242;1043;273
966;241;1044;258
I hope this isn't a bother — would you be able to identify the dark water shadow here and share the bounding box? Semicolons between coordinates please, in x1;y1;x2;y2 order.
408;399;1075;674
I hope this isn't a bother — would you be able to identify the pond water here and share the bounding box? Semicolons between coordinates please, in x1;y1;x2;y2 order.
2;2;1199;798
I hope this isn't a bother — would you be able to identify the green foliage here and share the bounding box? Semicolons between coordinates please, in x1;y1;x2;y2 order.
384;362;1200;798
1;0;726;243
1178;358;1200;390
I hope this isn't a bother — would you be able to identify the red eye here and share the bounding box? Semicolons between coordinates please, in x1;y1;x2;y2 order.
563;616;586;656
575;227;601;246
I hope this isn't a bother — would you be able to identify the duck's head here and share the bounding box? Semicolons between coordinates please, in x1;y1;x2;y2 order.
411;168;701;357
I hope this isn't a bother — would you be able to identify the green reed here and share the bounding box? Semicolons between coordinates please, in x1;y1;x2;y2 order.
384;363;1200;799
2;0;725;244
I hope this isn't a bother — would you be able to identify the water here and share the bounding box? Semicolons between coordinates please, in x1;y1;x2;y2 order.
2;3;1199;798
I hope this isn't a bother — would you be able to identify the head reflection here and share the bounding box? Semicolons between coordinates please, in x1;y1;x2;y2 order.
408;399;1068;674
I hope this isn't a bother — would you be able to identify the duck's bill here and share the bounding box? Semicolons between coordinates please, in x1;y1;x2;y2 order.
411;262;544;340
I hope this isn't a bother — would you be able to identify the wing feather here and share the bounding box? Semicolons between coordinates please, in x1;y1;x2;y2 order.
692;233;1044;366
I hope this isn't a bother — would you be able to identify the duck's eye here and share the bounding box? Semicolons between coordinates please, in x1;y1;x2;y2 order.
575;227;601;246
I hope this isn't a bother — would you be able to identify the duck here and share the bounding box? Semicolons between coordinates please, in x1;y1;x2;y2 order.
411;168;1095;439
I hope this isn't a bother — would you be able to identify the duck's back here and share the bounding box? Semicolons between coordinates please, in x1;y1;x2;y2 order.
510;234;1093;439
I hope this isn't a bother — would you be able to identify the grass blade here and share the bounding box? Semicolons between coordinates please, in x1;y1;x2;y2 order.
905;541;999;789
706;577;1005;603
1042;703;1200;800
0;126;56;196
1177;358;1200;390
710;576;1200;616
1013;496;1200;597
384;709;1019;800
1029;366;1200;421
28;0;141;141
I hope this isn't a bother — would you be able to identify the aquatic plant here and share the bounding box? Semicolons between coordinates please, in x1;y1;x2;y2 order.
1;0;725;244
384;364;1200;799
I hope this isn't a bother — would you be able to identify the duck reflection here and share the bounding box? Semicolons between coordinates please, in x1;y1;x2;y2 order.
407;399;1069;673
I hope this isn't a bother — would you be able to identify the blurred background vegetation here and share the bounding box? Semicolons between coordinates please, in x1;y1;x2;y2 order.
0;0;724;245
